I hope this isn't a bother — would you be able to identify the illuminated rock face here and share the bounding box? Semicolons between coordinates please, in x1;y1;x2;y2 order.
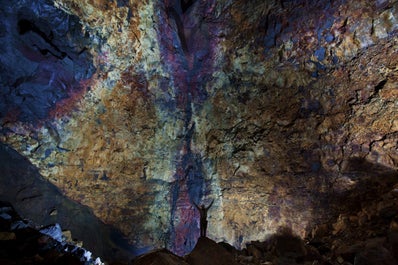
1;0;398;258
0;0;95;123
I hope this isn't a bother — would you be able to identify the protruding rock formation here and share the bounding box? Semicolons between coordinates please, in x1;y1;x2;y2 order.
185;237;239;265
0;201;101;265
132;249;190;265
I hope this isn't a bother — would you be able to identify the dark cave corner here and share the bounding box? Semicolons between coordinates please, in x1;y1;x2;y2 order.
0;143;136;264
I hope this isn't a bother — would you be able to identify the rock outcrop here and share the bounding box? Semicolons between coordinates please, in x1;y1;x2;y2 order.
185;237;239;265
132;249;189;265
0;201;102;265
0;143;135;262
0;0;397;259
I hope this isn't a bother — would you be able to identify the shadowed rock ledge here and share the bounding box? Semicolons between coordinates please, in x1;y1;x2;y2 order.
0;143;136;263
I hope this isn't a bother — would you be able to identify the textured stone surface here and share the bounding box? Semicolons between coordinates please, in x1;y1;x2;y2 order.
0;0;95;123
0;0;397;259
0;201;99;264
0;143;135;262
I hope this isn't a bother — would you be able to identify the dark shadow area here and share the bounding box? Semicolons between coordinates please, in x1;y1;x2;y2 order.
0;201;89;264
181;0;196;13
330;157;398;214
0;142;136;263
243;227;325;265
303;158;398;265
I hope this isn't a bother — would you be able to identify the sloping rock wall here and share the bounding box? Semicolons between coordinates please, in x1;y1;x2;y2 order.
0;143;135;262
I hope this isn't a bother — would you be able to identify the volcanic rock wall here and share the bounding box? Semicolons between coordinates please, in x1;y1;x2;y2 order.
0;0;397;257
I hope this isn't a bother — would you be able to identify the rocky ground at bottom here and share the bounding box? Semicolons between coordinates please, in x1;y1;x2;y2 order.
0;201;103;265
1;179;398;265
132;182;398;265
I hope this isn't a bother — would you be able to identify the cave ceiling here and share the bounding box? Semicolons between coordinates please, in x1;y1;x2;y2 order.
0;0;397;256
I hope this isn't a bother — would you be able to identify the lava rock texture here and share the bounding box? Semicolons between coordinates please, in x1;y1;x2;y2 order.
0;0;397;260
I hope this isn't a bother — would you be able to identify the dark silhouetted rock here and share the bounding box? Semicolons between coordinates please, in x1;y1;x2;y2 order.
354;246;397;265
185;237;239;265
0;201;86;264
271;228;307;259
388;231;398;262
132;249;189;265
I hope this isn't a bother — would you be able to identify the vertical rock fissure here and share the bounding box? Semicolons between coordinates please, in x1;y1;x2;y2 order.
156;0;217;255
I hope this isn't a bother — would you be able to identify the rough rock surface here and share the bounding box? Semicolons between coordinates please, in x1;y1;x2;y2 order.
4;190;398;265
0;0;397;259
0;143;135;262
185;237;239;265
0;201;100;265
132;186;398;265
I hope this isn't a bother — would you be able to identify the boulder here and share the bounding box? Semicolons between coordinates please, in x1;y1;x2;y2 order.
185;237;239;265
387;231;398;262
132;249;189;265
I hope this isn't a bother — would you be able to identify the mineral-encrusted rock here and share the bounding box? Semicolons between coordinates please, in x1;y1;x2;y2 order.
0;0;397;258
